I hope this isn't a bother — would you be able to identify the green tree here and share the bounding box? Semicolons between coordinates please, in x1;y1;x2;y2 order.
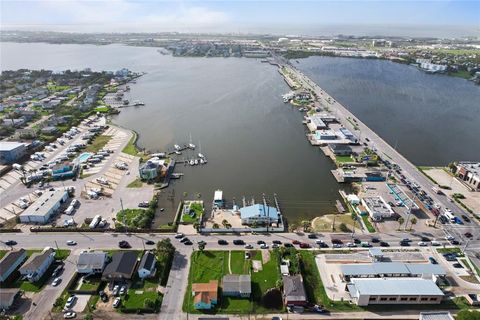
410;217;417;230
212;223;219;229
288;223;298;233
301;220;311;232
397;217;405;230
222;219;228;228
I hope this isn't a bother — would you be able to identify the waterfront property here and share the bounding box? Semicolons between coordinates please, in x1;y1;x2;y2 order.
139;157;167;181
0;141;27;164
0;249;27;283
76;251;108;274
455;162;480;191
18;248;55;283
240;203;280;225
18;188;68;224
102;251;138;282
221;274;251;298
192;280;218;310
282;275;308;306
347;278;444;306
361;196;394;221
329;144;353;156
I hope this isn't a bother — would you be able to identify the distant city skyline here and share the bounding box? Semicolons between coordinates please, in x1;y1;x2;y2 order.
1;0;479;38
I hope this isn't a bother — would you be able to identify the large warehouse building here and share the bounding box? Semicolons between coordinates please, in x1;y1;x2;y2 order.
19;189;68;224
347;278;444;306
341;262;446;281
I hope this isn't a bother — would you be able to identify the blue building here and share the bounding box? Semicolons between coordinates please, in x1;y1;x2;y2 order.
240;204;279;225
51;161;78;180
0;141;27;164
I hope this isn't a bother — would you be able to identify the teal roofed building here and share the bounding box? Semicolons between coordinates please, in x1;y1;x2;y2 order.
240;204;279;225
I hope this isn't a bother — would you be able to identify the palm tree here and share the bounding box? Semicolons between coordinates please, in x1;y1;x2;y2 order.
288;223;298;233
222;219;228;228
397;217;405;230
410;217;417;230
301;220;311;232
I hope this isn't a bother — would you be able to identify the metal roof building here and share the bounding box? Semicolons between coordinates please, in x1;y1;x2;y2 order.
341;262;446;280
348;278;444;306
19;188;68;224
222;274;251;298
419;312;454;320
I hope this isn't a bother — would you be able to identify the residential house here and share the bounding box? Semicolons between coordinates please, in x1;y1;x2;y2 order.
0;289;20;310
2;118;25;127
138;251;157;279
0;249;27;282
329;144;353;156
102;251;138;282
19;248;55;282
222;275;251;298
40;126;58;135
77;251;108;274
240;204;280;225
282;275;308;306
192;280;218;310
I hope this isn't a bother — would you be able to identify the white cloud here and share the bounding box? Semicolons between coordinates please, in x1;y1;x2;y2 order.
2;0;230;32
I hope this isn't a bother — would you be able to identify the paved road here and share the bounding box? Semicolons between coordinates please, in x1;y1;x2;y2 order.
24;253;79;320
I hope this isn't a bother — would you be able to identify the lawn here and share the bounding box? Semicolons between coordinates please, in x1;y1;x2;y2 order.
181;202;203;224
84;135;112;153
183;250;282;314
95;106;110;113
117;208;154;229
122;133;140;156
437;247;464;256
127;178;143;188
361;214;376;233
122;271;162;312
335;155;354;163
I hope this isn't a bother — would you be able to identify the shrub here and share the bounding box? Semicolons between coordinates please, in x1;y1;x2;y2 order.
339;223;351;233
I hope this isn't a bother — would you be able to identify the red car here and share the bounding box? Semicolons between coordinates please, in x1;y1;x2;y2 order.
292;240;301;245
299;243;311;248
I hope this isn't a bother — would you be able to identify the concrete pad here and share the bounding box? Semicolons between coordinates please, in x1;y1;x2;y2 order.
71;294;91;313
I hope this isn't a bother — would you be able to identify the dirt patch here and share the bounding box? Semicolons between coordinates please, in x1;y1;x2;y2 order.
252;260;263;272
261;250;270;264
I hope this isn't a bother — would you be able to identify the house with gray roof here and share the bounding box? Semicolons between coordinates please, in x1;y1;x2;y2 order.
282;275;307;306
222;274;251;298
0;249;27;282
102;251;138;282
0;289;20;310
347;278;444;306
138;251;156;279
18;248;55;282
77;251;107;274
341;262;446;281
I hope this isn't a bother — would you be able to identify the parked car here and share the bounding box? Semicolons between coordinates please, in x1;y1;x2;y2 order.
183;240;193;245
119;286;127;295
66;240;77;246
380;241;390;247
175;233;184;239
428;257;438;264
112;285;120;296
299;243;311;249
244;244;253;249
292;240;301;245
346;242;356;248
284;243;294;248
218;239;228;245
65;295;76;309
138;201;149;208
63;312;76;319
118;240;130;248
52;277;61;286
260;243;269;249
233;239;245;245
307;234;317;239
418;242;428;247
272;240;282;245
371;237;380;243
113;297;121;308
245;252;251;259
145;240;155;245
464;232;473;238
5;240;17;246
332;243;343;248
453;263;464;268
257;240;266;245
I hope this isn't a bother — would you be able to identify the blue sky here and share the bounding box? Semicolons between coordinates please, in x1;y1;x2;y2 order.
1;1;478;36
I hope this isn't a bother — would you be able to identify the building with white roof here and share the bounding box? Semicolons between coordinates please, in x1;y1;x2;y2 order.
19;188;68;224
341;262;446;281
347;278;444;306
0;141;27;164
361;196;394;221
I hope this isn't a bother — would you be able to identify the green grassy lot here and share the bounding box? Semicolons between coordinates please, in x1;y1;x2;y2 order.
437;247;464;256
122;271;162;313
117;208;154;229
181;202;203;224
122;133;139;156
84;135;112;153
95;106;110;113
127;178;143;188
335;155;355;163
361;214;376;233
183;250;282;314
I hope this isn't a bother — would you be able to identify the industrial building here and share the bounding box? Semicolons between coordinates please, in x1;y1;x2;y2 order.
19;188;68;224
0;141;27;164
341;262;446;281
361;196;394;221
347;278;444;306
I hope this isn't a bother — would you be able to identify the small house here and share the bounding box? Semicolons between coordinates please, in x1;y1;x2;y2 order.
19;248;55;282
77;251;107;274
192;280;218;310
282;275;308;306
0;249;27;282
138;251;157;279
222;275;251;298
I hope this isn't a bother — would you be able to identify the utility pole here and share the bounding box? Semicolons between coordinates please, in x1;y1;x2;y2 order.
120;198;127;234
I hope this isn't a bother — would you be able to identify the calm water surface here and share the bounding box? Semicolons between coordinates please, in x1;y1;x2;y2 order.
2;43;479;225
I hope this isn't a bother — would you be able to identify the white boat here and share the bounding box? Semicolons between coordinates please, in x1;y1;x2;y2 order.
174;144;181;150
198;153;205;158
198;141;205;158
189;159;195;166
200;158;205;164
194;159;199;165
132;100;145;106
175;150;181;155
188;133;196;149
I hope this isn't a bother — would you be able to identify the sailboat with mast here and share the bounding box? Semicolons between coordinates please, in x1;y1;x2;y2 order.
188;133;196;149
198;141;205;159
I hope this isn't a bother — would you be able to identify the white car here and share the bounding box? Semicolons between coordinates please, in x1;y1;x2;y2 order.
113;297;121;308
52;277;61;286
65;295;76;309
244;244;253;249
418;242;428;247
119;286;127;295
174;233;184;239
260;243;269;249
445;235;455;241
431;240;441;246
66;240;77;246
63;312;76;319
346;242;356;247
